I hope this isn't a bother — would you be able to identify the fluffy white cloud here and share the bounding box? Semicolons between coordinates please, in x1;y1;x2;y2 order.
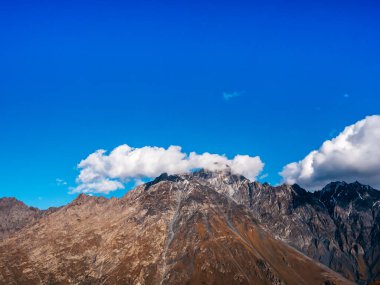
72;145;264;194
280;115;380;189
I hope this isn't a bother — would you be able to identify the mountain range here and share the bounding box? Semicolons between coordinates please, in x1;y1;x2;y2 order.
0;169;379;285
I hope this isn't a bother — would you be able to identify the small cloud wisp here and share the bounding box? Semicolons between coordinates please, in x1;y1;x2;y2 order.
223;91;244;101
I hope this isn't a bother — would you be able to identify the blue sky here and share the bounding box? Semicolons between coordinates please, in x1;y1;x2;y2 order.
1;0;379;208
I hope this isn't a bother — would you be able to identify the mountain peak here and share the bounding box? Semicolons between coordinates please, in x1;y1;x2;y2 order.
191;168;253;184
72;193;89;203
321;181;378;199
0;197;46;240
69;193;108;207
144;173;184;190
316;180;380;207
0;197;26;207
191;167;234;178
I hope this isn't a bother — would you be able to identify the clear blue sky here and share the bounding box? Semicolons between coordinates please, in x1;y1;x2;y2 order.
1;0;379;208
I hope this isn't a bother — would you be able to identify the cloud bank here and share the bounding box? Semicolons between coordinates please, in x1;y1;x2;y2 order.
281;115;380;189
72;145;264;194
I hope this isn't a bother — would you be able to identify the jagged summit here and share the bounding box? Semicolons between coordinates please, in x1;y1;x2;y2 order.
190;167;243;179
145;168;248;183
319;180;379;197
316;180;380;209
144;172;184;190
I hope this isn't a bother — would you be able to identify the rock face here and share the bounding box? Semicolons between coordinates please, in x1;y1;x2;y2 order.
0;173;352;285
0;197;59;240
189;170;380;284
315;182;380;284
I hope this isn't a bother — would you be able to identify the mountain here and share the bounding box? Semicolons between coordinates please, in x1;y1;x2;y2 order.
188;170;380;284
0;172;352;285
315;182;380;284
0;197;59;241
249;180;380;285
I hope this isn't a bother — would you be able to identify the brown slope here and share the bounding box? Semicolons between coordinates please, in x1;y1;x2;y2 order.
0;177;353;285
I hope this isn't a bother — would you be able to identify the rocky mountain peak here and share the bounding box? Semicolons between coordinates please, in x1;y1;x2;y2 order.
144;173;184;190
0;197;28;208
0;197;47;240
68;193;108;208
140;169;252;204
187;169;253;205
316;181;380;210
70;193;92;205
190;167;238;180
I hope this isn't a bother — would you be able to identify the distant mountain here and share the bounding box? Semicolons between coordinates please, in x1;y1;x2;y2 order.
0;172;351;285
0;197;59;240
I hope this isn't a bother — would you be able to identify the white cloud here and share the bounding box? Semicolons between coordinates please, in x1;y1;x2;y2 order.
223;91;244;101
56;178;67;186
72;145;264;194
280;115;380;189
71;179;124;194
259;173;269;179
